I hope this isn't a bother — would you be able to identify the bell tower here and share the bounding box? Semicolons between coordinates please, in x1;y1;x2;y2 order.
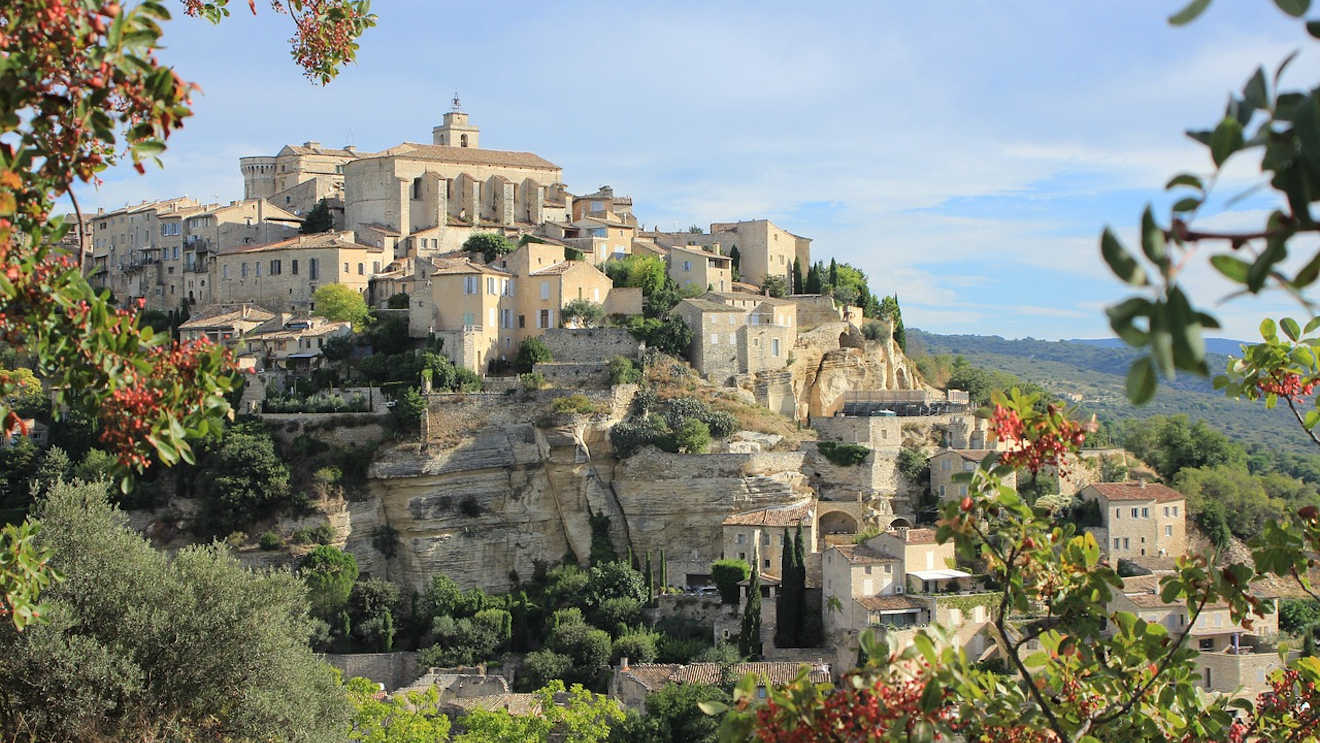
432;94;480;148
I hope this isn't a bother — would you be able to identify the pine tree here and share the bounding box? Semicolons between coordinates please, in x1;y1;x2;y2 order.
792;257;804;294
775;528;799;648
300;198;334;234
740;548;763;659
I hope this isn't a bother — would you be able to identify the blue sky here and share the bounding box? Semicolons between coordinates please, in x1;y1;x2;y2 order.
74;0;1320;340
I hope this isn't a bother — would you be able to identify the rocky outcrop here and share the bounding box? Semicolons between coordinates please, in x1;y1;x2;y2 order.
788;324;928;419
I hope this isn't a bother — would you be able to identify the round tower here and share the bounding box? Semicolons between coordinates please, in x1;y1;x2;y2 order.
239;156;276;200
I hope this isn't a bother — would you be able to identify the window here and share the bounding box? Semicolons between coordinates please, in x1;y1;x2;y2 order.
308;258;318;280
771;338;780;356
538;309;550;328
518;314;525;328
502;309;512;328
1141;507;1149;518
358;263;364;275
1114;509;1120;519
540;281;550;299
241;262;248;278
291;259;299;275
1131;508;1139;518
255;262;262;277
1172;506;1179;516
592;287;600;301
1165;525;1173;537
1113;538;1120;550
710;334;718;345
465;276;478;294
1163;506;1169;517
344;262;349;273
373;261;380;273
683;260;691;272
222;265;229;279
462;312;475;327
1123;538;1130;550
763;559;770;568
270;259;281;275
761;533;769;545
942;459;951;472
864;566;872;575
736;533;745;545
412;177;422;200
487;277;496;295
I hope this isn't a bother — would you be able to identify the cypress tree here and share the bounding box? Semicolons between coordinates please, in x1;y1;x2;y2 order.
793;523;810;645
658;548;667;589
645;551;654;607
806;263;823;294
730;245;741;280
828;258;838;289
740;548;763;659
792;257;804;294
775;528;799;648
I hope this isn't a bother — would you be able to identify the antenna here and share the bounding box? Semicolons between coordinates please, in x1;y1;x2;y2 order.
451;93;462;112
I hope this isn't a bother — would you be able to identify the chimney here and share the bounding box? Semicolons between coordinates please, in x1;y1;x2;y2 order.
304;140;320;149
620;656;629;671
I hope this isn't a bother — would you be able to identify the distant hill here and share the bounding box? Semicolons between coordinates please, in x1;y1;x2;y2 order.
907;329;1308;456
1066;337;1250;357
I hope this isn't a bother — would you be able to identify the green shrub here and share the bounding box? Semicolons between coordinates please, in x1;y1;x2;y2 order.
861;320;889;341
293;523;336;545
314;466;342;485
259;531;284;551
301;545;359;619
664;418;710;454
392;387;426;433
518;648;572;691
386;292;410;309
610;415;672;458
612;629;659;664
593;596;642;633
515;337;552;373
711;559;750;605
520;372;546;391
817;441;870;466
703;411;737;438
608;356;642;385
552;394;606;416
225;531;247;548
662;397;711;429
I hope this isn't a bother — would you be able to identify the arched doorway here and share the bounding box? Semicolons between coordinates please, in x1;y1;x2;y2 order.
819;510;859;536
889;517;912;529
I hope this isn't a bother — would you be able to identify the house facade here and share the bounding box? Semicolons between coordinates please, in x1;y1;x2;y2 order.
214;231;384;312
1080;481;1187;560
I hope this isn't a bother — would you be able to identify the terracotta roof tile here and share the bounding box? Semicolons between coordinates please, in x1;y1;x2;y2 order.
832;543;900;565
723;501;814;527
219;232;382;255
674;298;744;314
857;594;928;612
428;258;511;277
900;528;938;545
529;261;578;276
1085;481;1183;503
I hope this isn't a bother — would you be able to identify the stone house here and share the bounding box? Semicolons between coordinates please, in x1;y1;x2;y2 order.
570;185;636;226
542;216;636;266
181;199;302;307
89;197;198;306
721;500;816;578
241;141;370;217
1108;574;1282;697
930;449;1018;504
214;231;384;312
491;242;616;348
1080;481;1187;560
668;243;733;293
178;303;276;345
240;316;352;372
671;294;797;383
609;660;831;711
647;219;811;289
409;257;513;373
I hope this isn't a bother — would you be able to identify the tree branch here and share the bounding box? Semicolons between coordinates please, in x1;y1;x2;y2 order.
1283;395;1320;449
1092;593;1209;726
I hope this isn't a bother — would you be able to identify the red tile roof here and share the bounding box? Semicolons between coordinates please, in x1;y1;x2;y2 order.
857;594;928;612
379;142;560;170
1085;481;1183;503
900;528;938;545
832;543;900;565
723;501;814;527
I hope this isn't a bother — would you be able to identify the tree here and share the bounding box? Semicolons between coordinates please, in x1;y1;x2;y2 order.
611;682;728;743
313;283;370;327
666;418;711;454
548;621;612;688
301;545;359;620
738;548;762;659
762;275;789;298
516;337;553;373
199;421;292;535
585;560;646;608
877;294;905;351
386;291;410;309
828;258;838;288
562;299;606;328
729;245;742;282
347;675;452;743
464;233;515;263
456;681;623;743
793;257;804;294
0;481;348;742
625;316;692;357
711;559;750;605
805;263;823;294
300;198;334;234
349;578;401;652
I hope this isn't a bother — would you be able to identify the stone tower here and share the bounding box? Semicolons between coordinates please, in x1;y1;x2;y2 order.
432;94;480;148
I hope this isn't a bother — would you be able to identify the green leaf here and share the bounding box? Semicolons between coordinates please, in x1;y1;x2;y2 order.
697;700;727;716
1101;228;1147;286
1165;173;1204;191
1306;316;1320;334
1210;116;1245;167
1210;254;1250;283
1294;252;1320;288
1303;409;1319;429
1172;197;1202;212
1262;317;1278;342
1277;50;1301;87
1308;20;1320;38
1168;0;1212;24
1283;317;1302;341
1127;356;1158;404
1243;66;1269;108
1140;205;1167;266
1274;0;1310;17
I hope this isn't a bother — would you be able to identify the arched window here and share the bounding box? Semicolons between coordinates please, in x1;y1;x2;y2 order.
460;134;468;148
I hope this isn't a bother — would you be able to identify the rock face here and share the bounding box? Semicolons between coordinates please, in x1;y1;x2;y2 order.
786;323;928;419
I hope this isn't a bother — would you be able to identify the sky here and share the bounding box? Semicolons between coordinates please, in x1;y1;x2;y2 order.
71;0;1320;341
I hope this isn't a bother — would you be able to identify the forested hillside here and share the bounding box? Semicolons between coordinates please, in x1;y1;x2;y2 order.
907;329;1310;456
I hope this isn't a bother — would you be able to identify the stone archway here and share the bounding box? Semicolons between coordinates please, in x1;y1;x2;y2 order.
889;517;912;529
819;510;859;536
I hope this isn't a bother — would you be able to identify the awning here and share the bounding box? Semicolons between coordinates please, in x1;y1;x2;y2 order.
908;569;972;581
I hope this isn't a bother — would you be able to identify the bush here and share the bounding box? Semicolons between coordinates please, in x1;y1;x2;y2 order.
373;525;398;558
612;629;659;664
662;397;711;429
386;292;410;309
393;387;427;433
625;315;692;357
608;356;642;385
552;394;606;416
665;418;711;454
259;531;284;550
817;441;870;466
463;232;514;263
520;372;546;391
593;596;642;632
301;545;359;619
312;283;370;327
200;422;292;536
703;411;737;438
762;275;789;297
561;299;606;328
293;523;336;545
548;622;612;687
1280;599;1320;634
515;337;552;373
519;648;573;691
586;561;647;607
610;415;672;458
861;320;889;341
711;559;750;605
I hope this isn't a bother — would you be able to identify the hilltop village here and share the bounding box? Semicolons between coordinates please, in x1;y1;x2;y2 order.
32;103;1290;720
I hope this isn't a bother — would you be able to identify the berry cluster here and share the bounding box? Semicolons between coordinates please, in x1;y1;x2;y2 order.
1255;371;1317;403
991;403;1088;475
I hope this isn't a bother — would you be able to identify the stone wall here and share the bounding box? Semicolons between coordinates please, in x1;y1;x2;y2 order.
324;651;420;691
788;295;843;330
603;286;643;316
534;361;611;387
260;412;391;447
540;327;642;363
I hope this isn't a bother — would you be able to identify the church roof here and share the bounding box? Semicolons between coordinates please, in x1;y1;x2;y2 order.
376;142;560;171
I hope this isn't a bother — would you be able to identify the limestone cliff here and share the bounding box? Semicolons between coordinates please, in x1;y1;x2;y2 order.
785;322;930;419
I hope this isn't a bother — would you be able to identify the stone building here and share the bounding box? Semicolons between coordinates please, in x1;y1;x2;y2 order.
721;500;816;577
89;197;198;303
241;141;371;217
668;243;733;293
570;185;636;225
1080;481;1187;560
241;316;352;372
1108;574;1282;697
180;200;302;307
178;303;276;345
930;449;1019;503
409;256;513;373
342;103;566;260
491;241;615;349
648;219;811;289
671;294;797;383
213;231;385;312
